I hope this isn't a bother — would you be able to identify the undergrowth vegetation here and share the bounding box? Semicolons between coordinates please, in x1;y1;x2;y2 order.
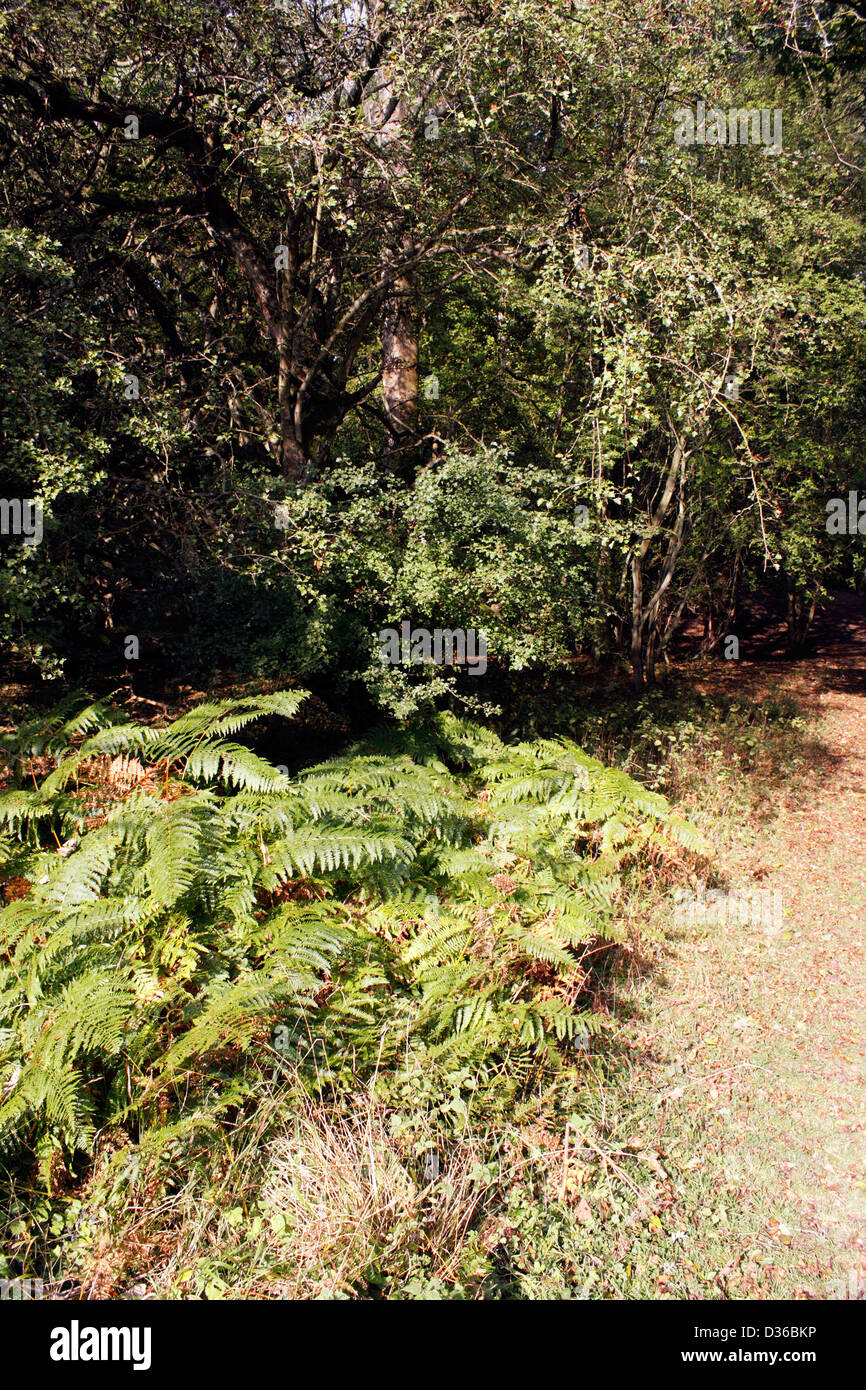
0;688;709;1296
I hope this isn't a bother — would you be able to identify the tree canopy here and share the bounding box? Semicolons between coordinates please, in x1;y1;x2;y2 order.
1;0;864;698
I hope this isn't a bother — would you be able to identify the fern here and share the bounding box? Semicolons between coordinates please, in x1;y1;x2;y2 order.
0;690;701;1167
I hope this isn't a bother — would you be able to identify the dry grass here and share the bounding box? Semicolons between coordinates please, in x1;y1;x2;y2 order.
261;1089;495;1296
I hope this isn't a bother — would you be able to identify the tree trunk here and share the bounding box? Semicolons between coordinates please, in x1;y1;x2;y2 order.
367;3;419;473
278;339;306;479
631;550;649;690
785;574;818;653
628;435;688;690
381;255;418;469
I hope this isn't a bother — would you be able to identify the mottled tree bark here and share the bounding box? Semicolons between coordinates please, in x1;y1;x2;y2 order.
629;437;687;690
381;253;419;467
367;2;420;471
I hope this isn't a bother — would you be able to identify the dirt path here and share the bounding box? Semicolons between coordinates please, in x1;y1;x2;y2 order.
632;595;865;1299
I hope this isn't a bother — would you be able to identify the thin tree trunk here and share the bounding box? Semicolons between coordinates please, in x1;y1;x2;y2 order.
785;575;819;653
629;435;687;690
631;549;647;690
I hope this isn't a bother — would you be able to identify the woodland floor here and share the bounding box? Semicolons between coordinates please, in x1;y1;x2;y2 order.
602;593;865;1300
